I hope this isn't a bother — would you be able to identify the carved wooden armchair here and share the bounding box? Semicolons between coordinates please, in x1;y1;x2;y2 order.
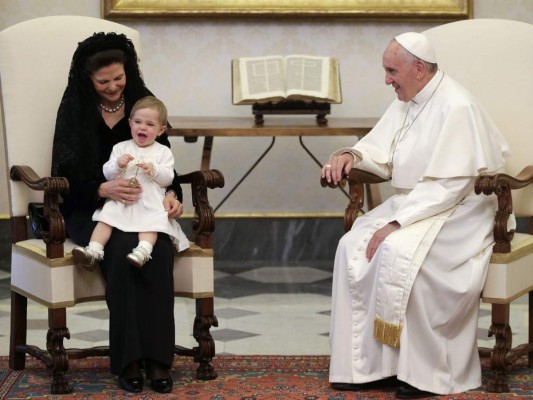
322;19;533;393
0;16;224;394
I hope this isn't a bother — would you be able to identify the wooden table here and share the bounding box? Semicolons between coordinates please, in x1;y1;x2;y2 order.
167;116;375;137
167;116;378;211
168;116;376;167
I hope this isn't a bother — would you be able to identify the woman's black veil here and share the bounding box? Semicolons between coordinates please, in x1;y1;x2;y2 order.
51;32;152;180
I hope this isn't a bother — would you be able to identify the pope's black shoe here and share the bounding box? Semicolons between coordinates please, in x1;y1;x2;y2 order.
331;382;371;391
395;383;436;399
118;375;144;393
332;376;399;391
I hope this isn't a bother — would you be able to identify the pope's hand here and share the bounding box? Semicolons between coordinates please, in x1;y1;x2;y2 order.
366;221;401;262
321;153;354;185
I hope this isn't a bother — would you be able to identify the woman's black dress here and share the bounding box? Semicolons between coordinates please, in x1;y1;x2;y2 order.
51;32;182;375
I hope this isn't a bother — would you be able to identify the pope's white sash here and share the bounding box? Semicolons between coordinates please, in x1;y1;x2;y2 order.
373;206;457;347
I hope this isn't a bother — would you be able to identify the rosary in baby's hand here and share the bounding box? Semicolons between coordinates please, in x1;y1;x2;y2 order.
129;162;140;188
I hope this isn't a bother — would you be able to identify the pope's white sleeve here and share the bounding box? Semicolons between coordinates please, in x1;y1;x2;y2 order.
330;147;391;179
392;177;475;227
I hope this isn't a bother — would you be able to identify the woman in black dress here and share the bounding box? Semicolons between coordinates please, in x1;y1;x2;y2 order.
51;32;181;394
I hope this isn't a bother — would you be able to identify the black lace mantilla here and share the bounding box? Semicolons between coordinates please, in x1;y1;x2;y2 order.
51;32;150;181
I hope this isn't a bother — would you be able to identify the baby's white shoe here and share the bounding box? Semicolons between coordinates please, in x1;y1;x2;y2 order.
72;246;103;272
127;244;152;269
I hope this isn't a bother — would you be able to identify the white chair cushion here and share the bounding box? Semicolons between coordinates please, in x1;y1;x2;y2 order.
11;239;213;308
482;232;533;303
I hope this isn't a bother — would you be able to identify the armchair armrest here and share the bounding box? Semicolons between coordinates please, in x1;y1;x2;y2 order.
475;165;533;253
321;168;386;232
10;165;69;258
176;169;225;248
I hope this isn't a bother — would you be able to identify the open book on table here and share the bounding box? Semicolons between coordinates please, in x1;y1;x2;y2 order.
232;55;342;105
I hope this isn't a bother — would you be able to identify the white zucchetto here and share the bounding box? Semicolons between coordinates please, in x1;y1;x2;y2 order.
395;32;437;64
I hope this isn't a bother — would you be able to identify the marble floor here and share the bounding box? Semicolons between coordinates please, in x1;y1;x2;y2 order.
0;263;529;358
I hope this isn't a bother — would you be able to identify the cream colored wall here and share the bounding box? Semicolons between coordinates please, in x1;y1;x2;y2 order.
1;0;532;217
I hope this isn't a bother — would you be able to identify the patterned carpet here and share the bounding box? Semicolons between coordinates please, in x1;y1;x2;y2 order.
0;355;530;399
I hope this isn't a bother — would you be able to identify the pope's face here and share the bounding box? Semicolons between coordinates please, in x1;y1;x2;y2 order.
382;42;419;102
90;62;126;107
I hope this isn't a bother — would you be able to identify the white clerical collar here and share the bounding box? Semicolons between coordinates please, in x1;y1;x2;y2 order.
411;70;443;105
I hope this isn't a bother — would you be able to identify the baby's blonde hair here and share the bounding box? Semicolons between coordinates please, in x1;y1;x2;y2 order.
130;95;168;127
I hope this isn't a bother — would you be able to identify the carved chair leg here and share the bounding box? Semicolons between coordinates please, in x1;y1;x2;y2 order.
9;291;27;370
527;291;533;368
487;303;511;393
193;297;218;380
47;308;72;394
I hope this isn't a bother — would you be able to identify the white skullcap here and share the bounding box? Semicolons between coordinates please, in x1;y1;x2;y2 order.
394;32;437;64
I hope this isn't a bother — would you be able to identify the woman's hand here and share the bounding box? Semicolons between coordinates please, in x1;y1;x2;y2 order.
321;153;354;185
98;178;142;206
163;191;184;219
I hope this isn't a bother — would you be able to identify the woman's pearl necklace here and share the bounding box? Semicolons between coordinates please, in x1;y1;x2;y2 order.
99;95;125;113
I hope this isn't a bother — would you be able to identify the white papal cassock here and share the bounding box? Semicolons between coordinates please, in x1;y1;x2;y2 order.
328;70;512;395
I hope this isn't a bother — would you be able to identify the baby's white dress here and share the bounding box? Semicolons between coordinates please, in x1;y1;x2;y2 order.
93;139;189;252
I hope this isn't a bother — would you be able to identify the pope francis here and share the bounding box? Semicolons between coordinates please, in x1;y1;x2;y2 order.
321;32;511;398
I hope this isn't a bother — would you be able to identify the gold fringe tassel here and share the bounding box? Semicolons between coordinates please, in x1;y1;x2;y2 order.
373;316;402;348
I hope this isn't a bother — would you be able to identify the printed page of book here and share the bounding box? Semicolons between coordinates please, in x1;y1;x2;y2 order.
285;55;341;103
326;58;342;103
232;56;287;104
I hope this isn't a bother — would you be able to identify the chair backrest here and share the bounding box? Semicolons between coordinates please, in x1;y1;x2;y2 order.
423;19;533;217
0;16;141;217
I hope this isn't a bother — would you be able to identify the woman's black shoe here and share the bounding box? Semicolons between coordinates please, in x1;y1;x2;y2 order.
150;377;173;393
145;359;173;393
118;375;144;393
